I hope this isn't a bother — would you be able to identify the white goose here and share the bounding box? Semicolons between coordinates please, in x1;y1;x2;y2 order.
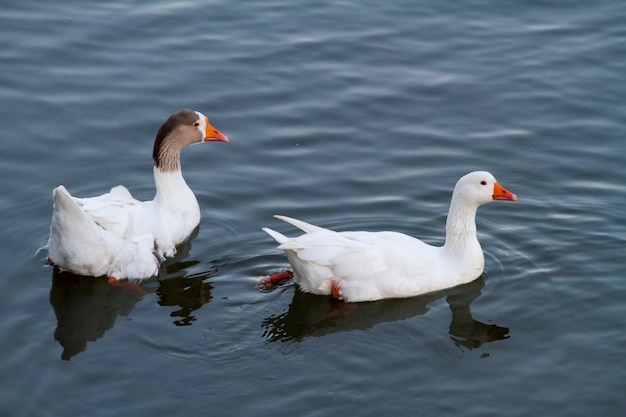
46;109;229;280
263;171;517;302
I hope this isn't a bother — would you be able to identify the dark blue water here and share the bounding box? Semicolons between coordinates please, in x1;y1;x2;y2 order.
1;1;624;415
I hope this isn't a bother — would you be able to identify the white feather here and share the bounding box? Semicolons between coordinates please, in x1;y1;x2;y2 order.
263;171;517;302
46;110;228;280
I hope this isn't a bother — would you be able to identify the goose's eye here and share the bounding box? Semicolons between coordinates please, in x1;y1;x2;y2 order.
193;122;200;127
480;181;487;186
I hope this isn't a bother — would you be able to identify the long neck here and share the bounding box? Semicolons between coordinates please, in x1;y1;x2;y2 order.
441;192;486;284
443;194;480;252
154;136;185;173
152;134;197;210
153;166;198;214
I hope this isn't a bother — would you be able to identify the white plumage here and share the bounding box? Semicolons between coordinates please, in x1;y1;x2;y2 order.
263;171;517;302
46;109;228;280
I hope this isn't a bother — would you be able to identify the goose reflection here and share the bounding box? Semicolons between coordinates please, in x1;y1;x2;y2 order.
49;233;220;360
262;276;509;349
156;267;217;327
50;269;143;360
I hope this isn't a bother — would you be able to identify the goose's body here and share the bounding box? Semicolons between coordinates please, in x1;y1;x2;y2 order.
47;109;228;279
263;171;517;302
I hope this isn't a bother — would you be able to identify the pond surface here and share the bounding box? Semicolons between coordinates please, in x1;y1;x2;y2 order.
1;1;624;416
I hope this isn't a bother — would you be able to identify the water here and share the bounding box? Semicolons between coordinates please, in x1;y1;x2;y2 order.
1;1;625;415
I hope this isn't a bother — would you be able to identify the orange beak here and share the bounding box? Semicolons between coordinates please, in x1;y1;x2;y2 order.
203;117;229;142
493;182;517;201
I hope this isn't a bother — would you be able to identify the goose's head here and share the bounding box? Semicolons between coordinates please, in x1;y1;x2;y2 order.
453;171;517;205
153;109;229;171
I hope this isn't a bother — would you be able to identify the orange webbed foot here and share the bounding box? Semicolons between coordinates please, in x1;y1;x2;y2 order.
107;277;148;295
257;270;294;291
331;282;343;300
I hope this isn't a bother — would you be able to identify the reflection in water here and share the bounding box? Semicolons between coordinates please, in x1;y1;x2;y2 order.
156;269;216;327
446;279;510;350
262;277;509;350
49;234;222;360
153;230;220;326
50;269;146;361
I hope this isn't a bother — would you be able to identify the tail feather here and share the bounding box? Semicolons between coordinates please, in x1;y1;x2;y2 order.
273;215;325;233
51;186;99;232
53;185;81;215
262;227;289;244
48;185;159;279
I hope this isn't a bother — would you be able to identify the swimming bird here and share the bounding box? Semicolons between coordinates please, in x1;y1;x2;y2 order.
46;109;229;280
262;171;517;302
